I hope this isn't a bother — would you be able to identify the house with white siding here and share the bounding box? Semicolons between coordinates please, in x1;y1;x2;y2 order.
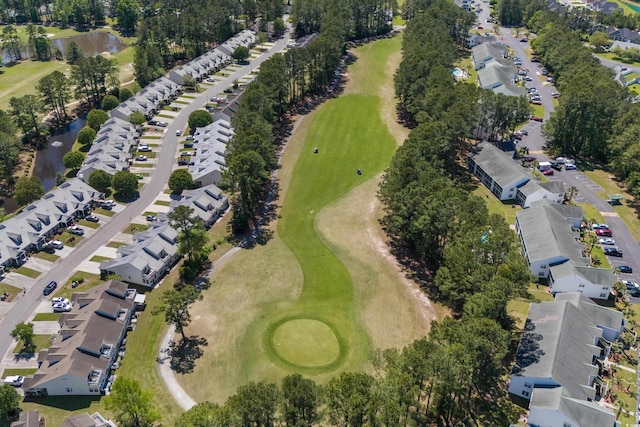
166;185;229;228
468;143;565;208
188;119;234;187
509;292;622;427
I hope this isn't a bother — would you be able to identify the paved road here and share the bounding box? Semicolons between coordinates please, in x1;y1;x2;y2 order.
495;33;640;291
0;32;291;366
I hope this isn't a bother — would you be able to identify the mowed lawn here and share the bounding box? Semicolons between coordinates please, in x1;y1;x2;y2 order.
181;36;435;403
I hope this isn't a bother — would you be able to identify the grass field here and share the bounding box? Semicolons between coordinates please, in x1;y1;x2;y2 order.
473;187;522;224
14;266;41;278
179;35;437;403
32;312;61;321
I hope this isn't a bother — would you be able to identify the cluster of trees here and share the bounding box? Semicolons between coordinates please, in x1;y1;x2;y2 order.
223;10;345;232
291;0;395;39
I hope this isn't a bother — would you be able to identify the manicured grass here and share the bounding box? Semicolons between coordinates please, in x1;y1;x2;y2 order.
531;103;544;118
58;231;82;247
33;312;61;321
137;150;157;158
180;94;196;99
173;100;189;105
142;135;162;139
473;186;522;224
597;52;640;67
14;266;41;278
106;241;128;248
628;83;640;95
576;202;606;224
123;223;149;234
33;251;60;262
52;272;102;300
590;245;612;269
0;283;21;302
95;208;115;217
392;15;406;26
78;219;100;229
2;368;37;378
582;169;640;241
154;200;171;206
456;57;478;84
155;114;174;119
14;334;53;353
179;35;437;402
89;255;112;263
133;163;154;168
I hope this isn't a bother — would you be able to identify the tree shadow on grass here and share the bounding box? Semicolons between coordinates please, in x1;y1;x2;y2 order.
22;395;101;410
169;335;208;374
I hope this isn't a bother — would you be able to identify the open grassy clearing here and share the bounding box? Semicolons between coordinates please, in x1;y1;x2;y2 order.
473;186;522;224
13;334;53;353
507;283;554;329
33;312;61;321
180;35;439;403
33;251;59;262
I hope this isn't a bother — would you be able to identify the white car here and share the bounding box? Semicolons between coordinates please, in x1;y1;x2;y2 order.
565;163;576;170
51;297;70;305
592;223;610;230
49;240;64;249
53;302;72;312
176;130;181;136
4;375;24;386
68;225;84;235
138;145;151;152
598;238;615;245
136;155;148;161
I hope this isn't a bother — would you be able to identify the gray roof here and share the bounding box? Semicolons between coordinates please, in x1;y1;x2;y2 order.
516;201;586;264
469;143;527;189
547;203;584;220
555;292;622;331
511;297;602;401
540;180;566;194
530;388;615;427
472;42;506;69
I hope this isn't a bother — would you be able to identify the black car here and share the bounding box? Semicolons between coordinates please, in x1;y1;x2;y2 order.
604;247;623;257
223;87;234;93
178;159;189;166
43;281;57;296
551;162;563;171
184;142;193;148
618;265;633;273
42;244;55;254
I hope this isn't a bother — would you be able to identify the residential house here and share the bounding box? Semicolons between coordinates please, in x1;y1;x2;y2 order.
0;179;102;271
188;119;234;187
607;26;640;43
590;0;619;14
472;42;526;97
22;280;136;396
467;33;497;48
515;200;615;299
508;292;622;427
467;142;565;208
99;222;180;287
167;185;229;228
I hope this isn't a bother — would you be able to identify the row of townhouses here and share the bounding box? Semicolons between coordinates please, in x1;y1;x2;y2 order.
188;119;235;187
0;179;103;272
99;184;228;287
509;293;623;427
77;29;256;184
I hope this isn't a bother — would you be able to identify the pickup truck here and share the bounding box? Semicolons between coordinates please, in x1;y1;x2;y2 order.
4;375;24;386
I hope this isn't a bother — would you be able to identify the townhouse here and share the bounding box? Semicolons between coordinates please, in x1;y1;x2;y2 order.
22;280;136;396
188;119;234;187
509;292;622;427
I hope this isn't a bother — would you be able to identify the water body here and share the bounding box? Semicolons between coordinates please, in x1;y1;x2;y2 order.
2;31;126;64
51;32;127;57
1;117;86;214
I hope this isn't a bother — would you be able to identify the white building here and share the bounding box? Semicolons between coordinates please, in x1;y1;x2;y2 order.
188;119;234;187
468;143;565;208
516;200;614;300
509;293;622;427
166;184;229;228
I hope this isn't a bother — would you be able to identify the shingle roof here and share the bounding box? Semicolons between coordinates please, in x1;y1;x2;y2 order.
469;143;527;189
530;388;615;427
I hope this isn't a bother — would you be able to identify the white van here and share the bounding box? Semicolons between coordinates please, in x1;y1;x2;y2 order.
4;375;24;386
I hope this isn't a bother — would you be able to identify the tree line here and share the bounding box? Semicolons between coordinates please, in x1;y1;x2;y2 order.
222;9;346;233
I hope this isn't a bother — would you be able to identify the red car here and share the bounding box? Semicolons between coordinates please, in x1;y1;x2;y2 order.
531;116;544;122
595;229;612;237
542;169;554;175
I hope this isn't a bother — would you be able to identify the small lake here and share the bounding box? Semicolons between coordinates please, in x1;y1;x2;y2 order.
1;117;87;214
51;32;127;57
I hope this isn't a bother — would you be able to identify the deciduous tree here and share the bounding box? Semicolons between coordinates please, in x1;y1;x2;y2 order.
77;126;97;146
104;377;160;427
168;169;194;194
111;170;138;198
0;384;20;420
188;110;213;133
15;177;44;207
10;322;35;352
87;109;109;130
152;285;202;340
63;151;85;171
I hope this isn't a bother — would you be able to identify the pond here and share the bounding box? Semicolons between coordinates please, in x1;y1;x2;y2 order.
51;32;127;57
1;117;87;214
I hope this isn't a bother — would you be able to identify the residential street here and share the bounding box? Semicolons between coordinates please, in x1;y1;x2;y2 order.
0;31;291;368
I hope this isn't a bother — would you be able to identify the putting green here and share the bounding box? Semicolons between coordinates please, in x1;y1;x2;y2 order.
271;319;340;367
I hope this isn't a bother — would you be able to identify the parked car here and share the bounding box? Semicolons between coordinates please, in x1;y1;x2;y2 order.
622;280;639;289
565;163;576;170
206;78;215;83
4;375;24;387
592;223;610;230
53;302;72;312
512;133;523;140
42;244;55;254
531;116;544;122
100;200;116;207
604;247;623;257
531;57;541;62
519;129;528;135
51;297;70;305
522;156;536;162
43;281;57;295
146;215;157;222
595;229;612;237
477;25;483;29
68;225;84;236
598;238;615;245
184;142;193;148
519;38;528;42
135;155;148;161
551;91;560;98
156;121;167;127
542;168;554;175
49;240;64;249
531;100;542;105
224;87;234;93
522;76;532;81
185;135;194;140
551;162;562;171
178;159;189;166
138;145;151;152
181;151;192;156
618;265;633;273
